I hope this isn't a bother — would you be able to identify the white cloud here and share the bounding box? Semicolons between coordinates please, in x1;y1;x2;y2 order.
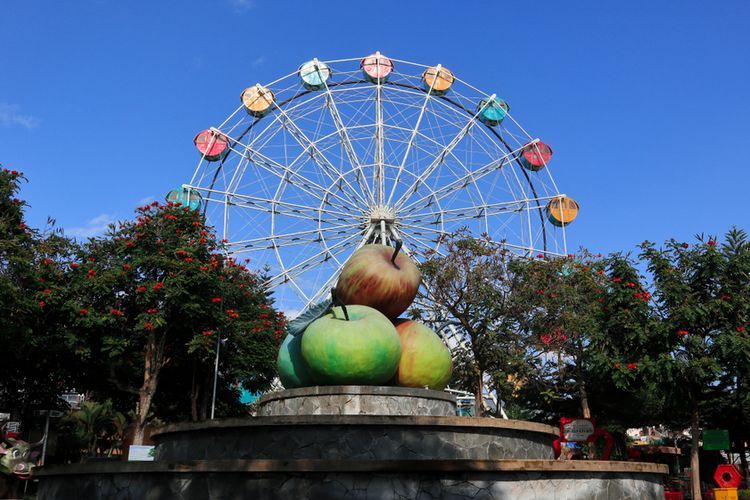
251;56;266;69
229;0;255;12
68;214;116;238
0;103;40;130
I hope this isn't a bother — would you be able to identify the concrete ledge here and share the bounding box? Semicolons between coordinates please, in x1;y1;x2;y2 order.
258;385;457;403
152;414;558;438
36;459;668;476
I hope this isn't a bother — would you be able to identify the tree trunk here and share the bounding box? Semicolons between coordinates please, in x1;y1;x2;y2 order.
133;338;160;446
690;405;702;500
190;360;199;422
474;367;484;418
580;382;591;419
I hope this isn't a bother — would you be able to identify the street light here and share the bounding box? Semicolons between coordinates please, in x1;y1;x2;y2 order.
210;335;227;420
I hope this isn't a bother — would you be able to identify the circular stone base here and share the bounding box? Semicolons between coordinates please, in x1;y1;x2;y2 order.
257;385;456;417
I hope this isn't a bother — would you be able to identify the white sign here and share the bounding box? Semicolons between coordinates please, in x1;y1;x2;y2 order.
563;419;594;442
128;445;155;461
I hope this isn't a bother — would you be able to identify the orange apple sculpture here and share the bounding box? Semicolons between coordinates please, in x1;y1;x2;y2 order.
393;319;452;390
335;242;421;319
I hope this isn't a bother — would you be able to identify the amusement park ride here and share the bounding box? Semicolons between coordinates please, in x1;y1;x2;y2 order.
174;52;579;317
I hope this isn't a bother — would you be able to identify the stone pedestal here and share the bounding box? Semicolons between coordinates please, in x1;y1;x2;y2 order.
257;385;456;416
36;386;668;499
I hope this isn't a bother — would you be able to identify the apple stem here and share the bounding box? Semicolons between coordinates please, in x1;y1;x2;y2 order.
391;239;403;269
330;288;350;321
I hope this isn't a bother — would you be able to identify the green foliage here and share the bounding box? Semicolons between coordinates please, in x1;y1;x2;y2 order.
0;167;79;416
64;400;125;458
418;232;532;415
65;201;285;424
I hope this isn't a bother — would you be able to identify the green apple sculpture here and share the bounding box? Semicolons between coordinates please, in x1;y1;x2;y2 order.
277;333;315;388
301;305;402;385
335;242;421;319
393;319;453;390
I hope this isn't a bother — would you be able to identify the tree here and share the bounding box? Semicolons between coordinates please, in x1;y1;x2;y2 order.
66;201;284;444
0;167;78;422
640;232;750;500
418;234;531;416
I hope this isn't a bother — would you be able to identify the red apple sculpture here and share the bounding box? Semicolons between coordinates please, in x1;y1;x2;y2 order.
336;242;421;319
393;319;452;390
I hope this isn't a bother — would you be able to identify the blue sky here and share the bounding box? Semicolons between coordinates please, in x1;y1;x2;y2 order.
2;0;749;256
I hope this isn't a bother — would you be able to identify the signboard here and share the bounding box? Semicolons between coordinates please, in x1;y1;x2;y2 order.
560;417;595;442
702;429;730;451
128;445;155;461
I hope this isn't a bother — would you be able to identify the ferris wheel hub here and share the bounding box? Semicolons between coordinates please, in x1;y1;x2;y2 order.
369;205;396;224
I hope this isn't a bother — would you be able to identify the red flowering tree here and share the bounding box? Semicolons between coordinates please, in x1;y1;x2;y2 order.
66;202;284;444
509;252;610;419
508;250;658;431
0;168;78;420
641;231;750;499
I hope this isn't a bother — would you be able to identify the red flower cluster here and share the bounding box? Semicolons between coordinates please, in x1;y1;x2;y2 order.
42;289;52;295
87;269;97;279
707;240;716;247
536;253;544;258
152;282;165;291
211;297;222;303
627;363;637;371
143;322;155;330
226;309;240;319
3;168;20;175
737;326;746;333
136;286;148;293
109;309;124;316
721;295;732;301
147;308;158;313
677;330;689;336
626;282;635;288
38;301;46;308
70;263;79;269
122;264;131;270
614;363;620;368
681;243;689;249
184;257;193;262
164;214;178;221
79;309;89;316
613;277;622;283
201;330;213;337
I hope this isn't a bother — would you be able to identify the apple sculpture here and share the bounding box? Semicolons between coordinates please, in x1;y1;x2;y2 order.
277;333;315;388
301;304;402;385
392;319;453;390
335;242;421;319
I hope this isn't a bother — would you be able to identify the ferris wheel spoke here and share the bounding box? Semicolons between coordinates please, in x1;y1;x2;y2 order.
374;83;385;205
319;76;376;206
187;184;356;222
385;65;443;206
216;129;362;215
274;105;369;209
392;96;494;211
265;232;362;289
400;197;560;226
227;221;365;251
398;142;527;216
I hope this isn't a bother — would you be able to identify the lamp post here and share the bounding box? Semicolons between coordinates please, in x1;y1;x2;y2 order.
210;334;225;420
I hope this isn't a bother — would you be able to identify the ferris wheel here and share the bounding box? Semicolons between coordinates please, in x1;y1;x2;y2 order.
182;53;579;313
